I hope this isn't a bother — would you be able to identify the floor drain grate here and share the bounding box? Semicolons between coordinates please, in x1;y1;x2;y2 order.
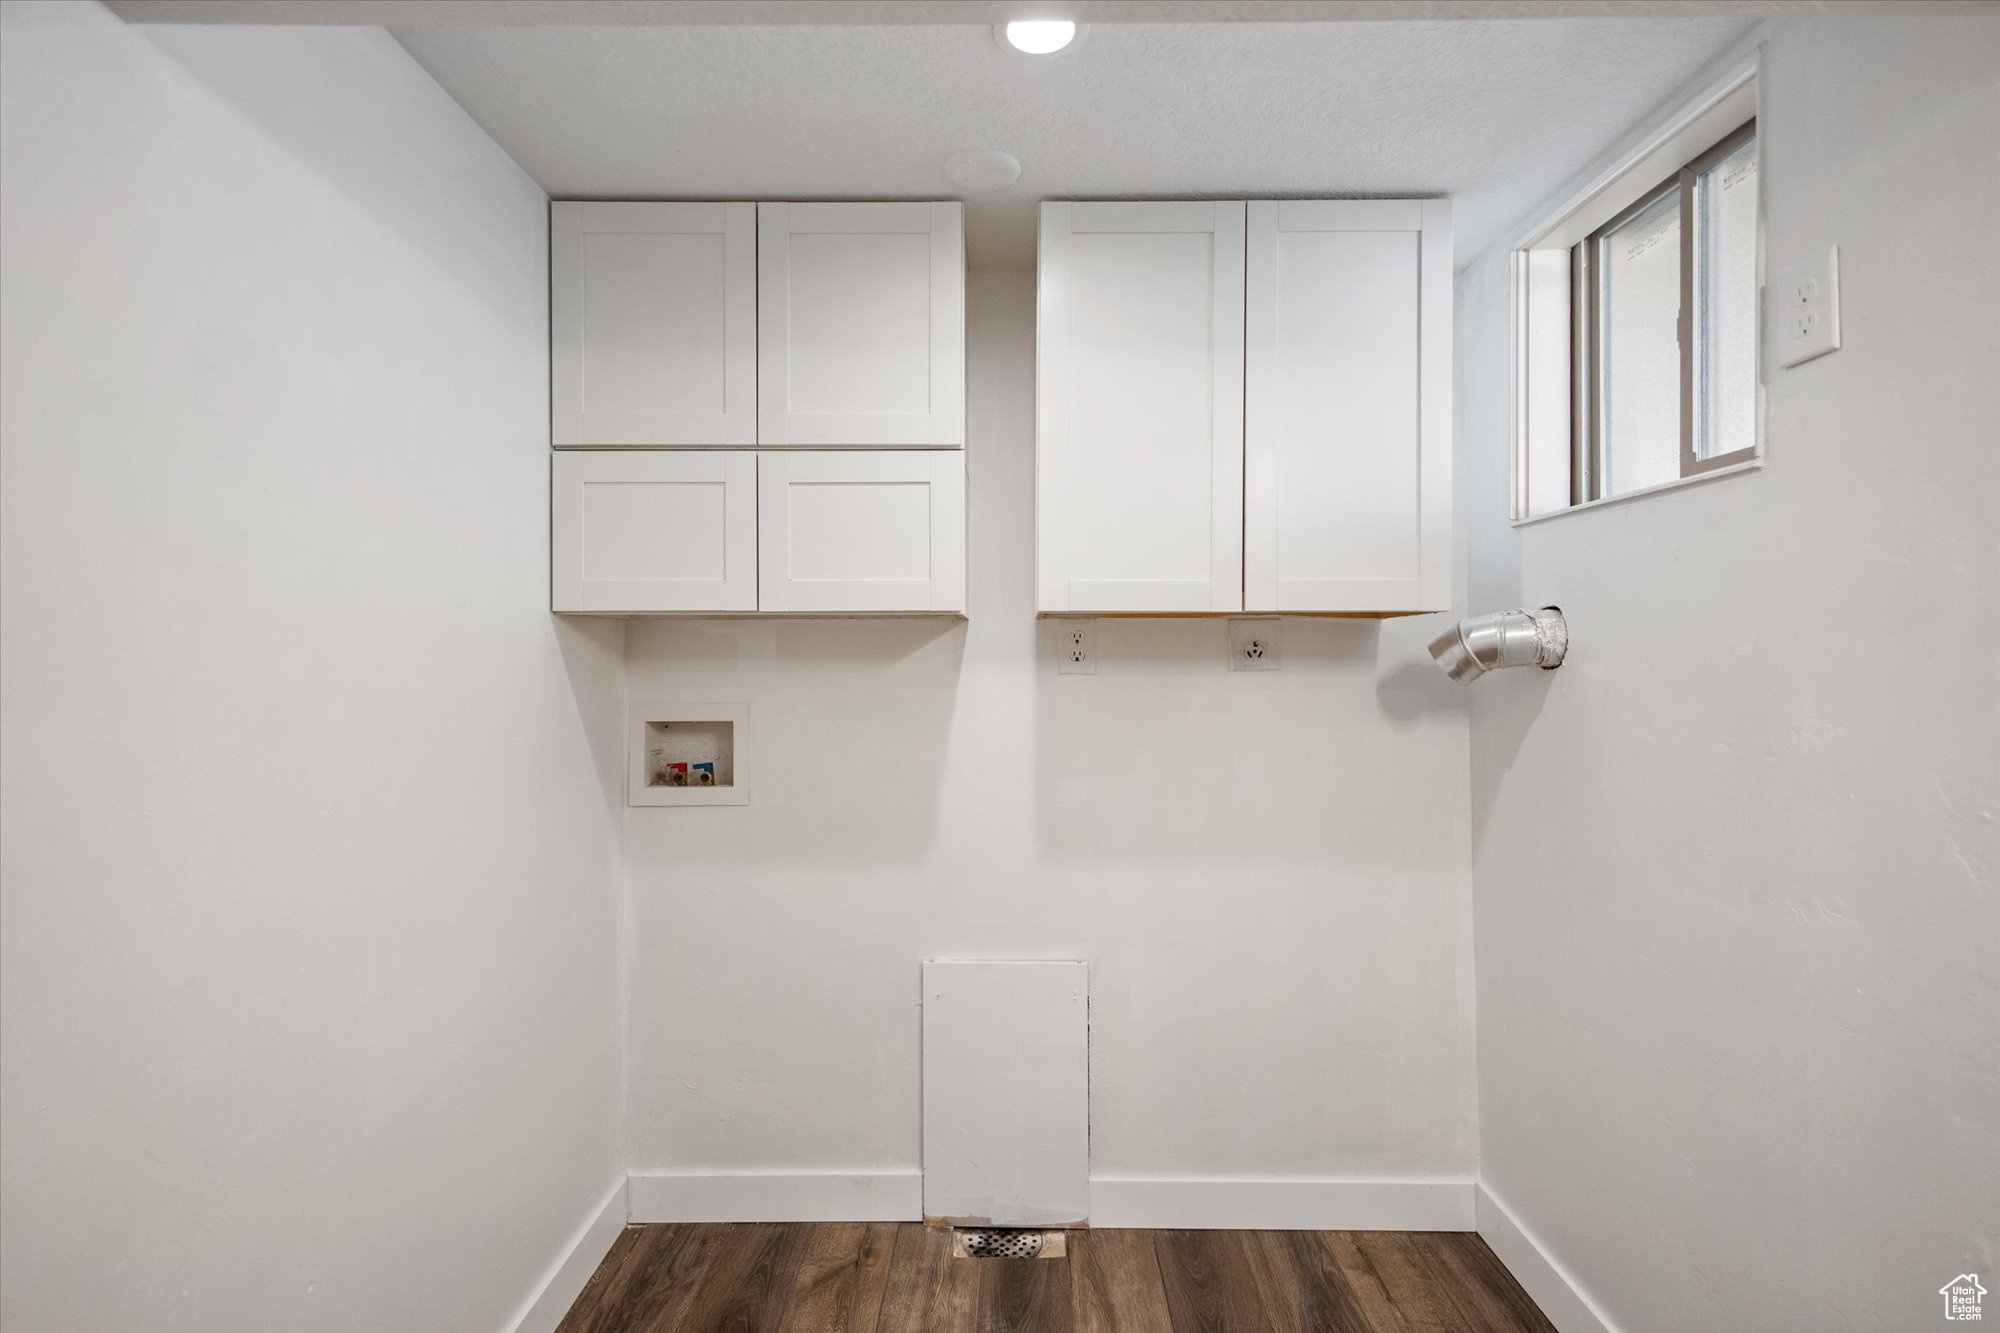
952;1228;1066;1260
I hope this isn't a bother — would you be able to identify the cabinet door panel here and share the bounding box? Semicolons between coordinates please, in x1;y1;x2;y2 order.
1245;199;1451;612
552;202;756;446
758;452;965;612
759;202;964;445
1037;201;1244;613
552;452;756;612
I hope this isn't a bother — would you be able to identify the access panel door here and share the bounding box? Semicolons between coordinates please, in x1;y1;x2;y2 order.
921;961;1088;1227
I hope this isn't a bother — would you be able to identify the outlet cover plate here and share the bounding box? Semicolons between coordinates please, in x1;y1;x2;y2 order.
1056;620;1096;675
1774;246;1840;368
1227;618;1281;671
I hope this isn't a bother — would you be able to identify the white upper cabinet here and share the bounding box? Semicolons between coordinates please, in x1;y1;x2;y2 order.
551;202;756;447
1036;198;1451;617
758;451;965;613
1036;201;1246;613
758;202;965;446
552;451;757;612
552;450;964;615
1244;200;1452;613
548;199;970;617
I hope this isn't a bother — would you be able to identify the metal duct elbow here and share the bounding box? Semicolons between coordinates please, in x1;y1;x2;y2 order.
1427;607;1568;684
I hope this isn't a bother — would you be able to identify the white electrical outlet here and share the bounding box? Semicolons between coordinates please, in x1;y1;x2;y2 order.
1774;246;1841;368
1056;621;1096;675
1227;618;1281;671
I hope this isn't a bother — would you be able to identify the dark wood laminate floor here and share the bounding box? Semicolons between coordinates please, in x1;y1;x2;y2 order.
555;1224;1558;1333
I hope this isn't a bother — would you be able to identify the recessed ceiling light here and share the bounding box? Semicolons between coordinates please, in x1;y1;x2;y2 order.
1001;19;1077;55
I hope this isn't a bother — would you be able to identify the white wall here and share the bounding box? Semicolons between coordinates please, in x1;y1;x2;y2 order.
0;5;624;1331
1460;18;2000;1333
621;271;1478;1199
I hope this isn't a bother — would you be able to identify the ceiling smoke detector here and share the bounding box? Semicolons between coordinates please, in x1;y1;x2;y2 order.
944;148;1023;191
998;19;1078;55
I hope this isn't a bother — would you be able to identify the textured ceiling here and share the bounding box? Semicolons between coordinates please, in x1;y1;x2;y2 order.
392;18;1754;268
111;1;1990;23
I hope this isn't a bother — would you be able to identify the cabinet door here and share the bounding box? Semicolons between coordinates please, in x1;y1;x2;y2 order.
757;452;965;613
1244;200;1452;612
758;202;965;446
551;201;756;447
552;452;756;612
1037;201;1245;613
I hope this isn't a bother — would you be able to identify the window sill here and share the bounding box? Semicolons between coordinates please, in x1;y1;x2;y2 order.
1511;455;1763;527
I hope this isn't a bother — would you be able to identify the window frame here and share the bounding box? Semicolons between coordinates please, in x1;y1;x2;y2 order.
1678;118;1761;481
1571;116;1758;504
1511;60;1763;523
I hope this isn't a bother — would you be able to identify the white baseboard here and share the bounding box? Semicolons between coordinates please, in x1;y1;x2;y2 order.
505;1177;628;1333
627;1171;923;1223
1087;1176;1476;1231
1475;1183;1617;1333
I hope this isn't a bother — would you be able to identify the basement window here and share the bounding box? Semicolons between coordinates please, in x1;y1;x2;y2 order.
1512;65;1762;520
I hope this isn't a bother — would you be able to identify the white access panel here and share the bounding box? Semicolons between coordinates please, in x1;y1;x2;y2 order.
1244;199;1452;612
551;202;756;447
756;451;965;613
758;202;965;446
921;961;1088;1227
552;451;757;612
1037;201;1246;613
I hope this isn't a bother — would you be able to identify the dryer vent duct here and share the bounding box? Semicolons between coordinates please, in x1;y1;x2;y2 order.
1428;607;1568;684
